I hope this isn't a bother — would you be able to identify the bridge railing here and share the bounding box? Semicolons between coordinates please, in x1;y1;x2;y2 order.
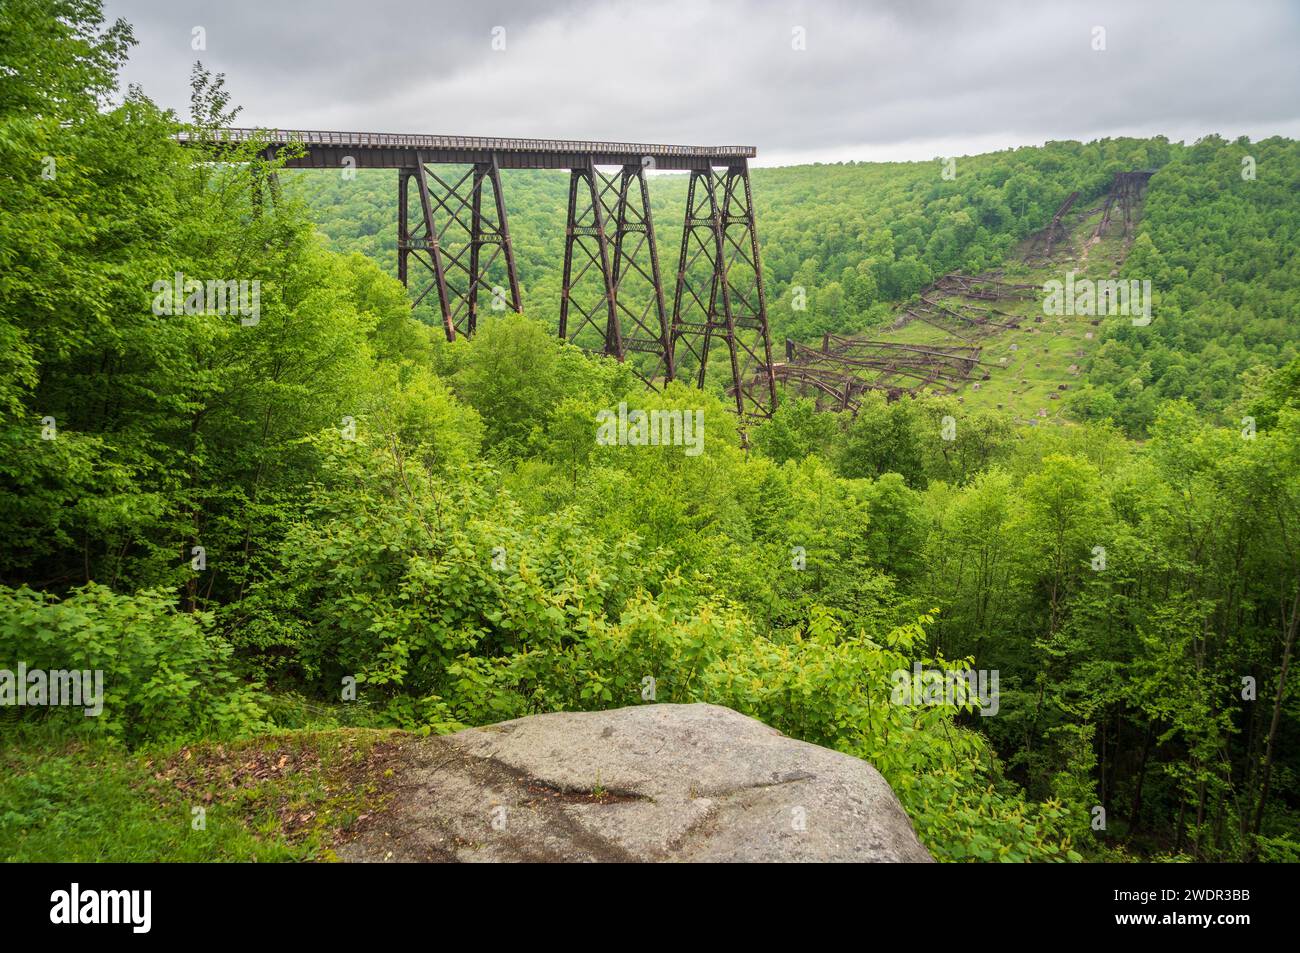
177;127;756;159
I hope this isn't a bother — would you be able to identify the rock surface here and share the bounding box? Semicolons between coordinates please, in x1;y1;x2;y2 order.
340;702;933;863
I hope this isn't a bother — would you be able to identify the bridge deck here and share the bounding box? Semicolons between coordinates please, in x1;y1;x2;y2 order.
180;128;756;171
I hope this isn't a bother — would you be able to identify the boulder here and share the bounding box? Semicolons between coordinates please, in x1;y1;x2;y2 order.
339;703;932;863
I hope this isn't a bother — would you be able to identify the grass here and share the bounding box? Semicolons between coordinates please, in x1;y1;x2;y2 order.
0;725;410;862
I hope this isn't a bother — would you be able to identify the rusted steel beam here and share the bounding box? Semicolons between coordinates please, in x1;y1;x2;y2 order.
905;309;975;341
735;163;777;418
927;273;1036;301
609;164;674;386
397;170;409;286
788;340;969;386
676;162;776;420
763;363;905;411
250;147;281;215
1040;190;1079;257
919;295;1020;331
408;155;455;339
559;161;619;358
821;335;984;363
180;128;757;172
186;127;774;418
1093;170;1154;240
401;155;521;340
485;155;523;331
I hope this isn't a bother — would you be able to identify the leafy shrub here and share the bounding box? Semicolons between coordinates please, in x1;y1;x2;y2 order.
0;584;265;746
237;422;1080;860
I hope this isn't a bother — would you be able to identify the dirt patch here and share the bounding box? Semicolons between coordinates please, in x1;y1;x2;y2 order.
149;729;411;850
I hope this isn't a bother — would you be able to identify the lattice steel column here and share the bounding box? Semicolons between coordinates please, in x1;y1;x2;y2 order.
559;160;619;356
397;169;409;286
670;161;776;418
559;162;675;385
400;153;454;339
671;168;723;389
398;153;521;341
467;156;522;337
610;164;674;385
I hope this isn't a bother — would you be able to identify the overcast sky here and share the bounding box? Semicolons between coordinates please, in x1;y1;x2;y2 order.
104;0;1300;166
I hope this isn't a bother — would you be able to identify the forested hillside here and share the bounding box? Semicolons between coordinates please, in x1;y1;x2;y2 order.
291;138;1172;347
2;1;1298;865
293;133;1300;436
1079;135;1300;432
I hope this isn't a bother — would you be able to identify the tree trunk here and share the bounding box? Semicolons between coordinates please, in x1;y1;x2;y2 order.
1249;582;1300;858
1128;718;1154;839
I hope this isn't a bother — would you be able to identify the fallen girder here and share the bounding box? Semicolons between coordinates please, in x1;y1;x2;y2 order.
818;334;987;377
752;337;967;415
786;339;975;386
908;295;1022;336
1094;170;1155;240
750;362;905;413
1025;190;1080;259
928;272;1038;301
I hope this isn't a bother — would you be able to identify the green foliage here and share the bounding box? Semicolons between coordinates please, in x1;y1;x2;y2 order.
288;137;1173;389
750;397;838;464
218;364;1079;859
1079;136;1300;433
917;405;1300;859
0;584;265;745
4;0;1298;865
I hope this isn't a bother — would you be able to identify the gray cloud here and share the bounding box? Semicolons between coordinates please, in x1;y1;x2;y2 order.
105;0;1300;164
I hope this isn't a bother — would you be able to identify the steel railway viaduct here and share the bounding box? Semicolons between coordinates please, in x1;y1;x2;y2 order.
190;129;778;419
